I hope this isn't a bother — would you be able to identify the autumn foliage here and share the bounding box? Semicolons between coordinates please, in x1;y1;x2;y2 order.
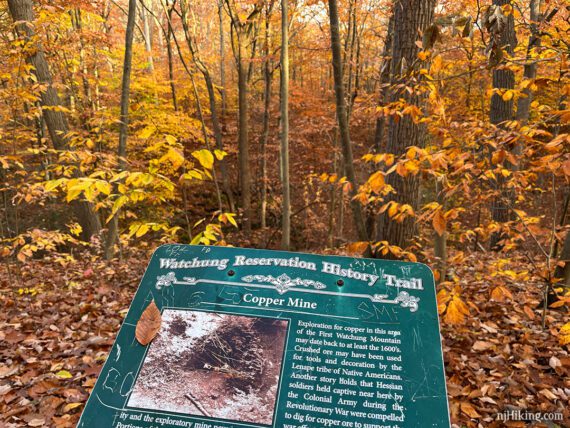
1;0;570;426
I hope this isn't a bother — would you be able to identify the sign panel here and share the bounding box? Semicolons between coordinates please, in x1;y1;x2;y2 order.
79;245;450;428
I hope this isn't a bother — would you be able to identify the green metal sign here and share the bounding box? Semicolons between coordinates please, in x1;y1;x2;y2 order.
79;245;450;428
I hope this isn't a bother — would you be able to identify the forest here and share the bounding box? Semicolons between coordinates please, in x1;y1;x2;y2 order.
0;0;569;426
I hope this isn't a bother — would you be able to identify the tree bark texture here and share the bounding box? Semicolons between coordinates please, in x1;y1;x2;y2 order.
375;0;436;252
489;0;518;249
280;0;291;250
8;0;101;241
104;0;137;259
328;0;368;243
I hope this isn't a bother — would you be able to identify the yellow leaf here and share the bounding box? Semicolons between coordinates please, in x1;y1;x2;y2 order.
68;223;82;237
44;179;62;192
107;195;129;222
138;126;154;139
226;213;238;228
165;134;177;145
192;149;214;169
66;188;82;202
63;402;83;413
135;224;150;238
388;202;398;218
163;148;185;170
368;171;385;193
55;370;73;379
559;322;570;346
214;149;227;160
502;90;514;101
182;170;203;180
95;181;112;195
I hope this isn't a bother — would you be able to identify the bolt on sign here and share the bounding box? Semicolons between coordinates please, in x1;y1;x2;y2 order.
79;245;450;428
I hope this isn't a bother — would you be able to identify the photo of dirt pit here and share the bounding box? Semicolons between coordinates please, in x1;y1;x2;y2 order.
127;310;289;425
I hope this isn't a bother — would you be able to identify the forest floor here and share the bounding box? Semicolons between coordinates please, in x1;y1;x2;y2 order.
0;245;569;427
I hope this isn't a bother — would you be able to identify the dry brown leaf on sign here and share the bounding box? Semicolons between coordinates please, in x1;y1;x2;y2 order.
135;300;162;346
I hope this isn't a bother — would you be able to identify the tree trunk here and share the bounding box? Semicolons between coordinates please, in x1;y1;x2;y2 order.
434;178;447;283
327;0;368;243
515;0;541;124
203;68;235;212
237;38;252;231
280;0;290;250
218;1;227;118
375;0;436;252
71;9;94;116
165;4;178;112
489;0;518;250
8;0;101;241
373;14;394;151
140;0;155;73
260;2;274;229
104;0;137;259
179;0;234;212
555;229;570;286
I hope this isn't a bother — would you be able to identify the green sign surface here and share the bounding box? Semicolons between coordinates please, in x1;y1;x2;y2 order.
79;245;450;428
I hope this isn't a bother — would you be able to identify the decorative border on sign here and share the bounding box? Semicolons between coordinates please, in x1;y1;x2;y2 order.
154;272;420;312
242;274;326;294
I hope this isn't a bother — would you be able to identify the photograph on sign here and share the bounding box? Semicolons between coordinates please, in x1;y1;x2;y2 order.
127;309;289;425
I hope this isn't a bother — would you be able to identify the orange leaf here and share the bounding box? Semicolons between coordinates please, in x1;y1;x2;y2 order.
523;305;535;320
388;202;399;218
347;241;369;255
563;159;570;177
490;285;513;302
460;402;481;418
368;171;385;193
444;296;469;324
437;289;450;314
549;299;566;308
136;300;162;346
433;209;446;236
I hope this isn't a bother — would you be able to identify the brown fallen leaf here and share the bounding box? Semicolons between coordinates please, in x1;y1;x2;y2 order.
472;340;494;351
135;300;162;346
460;401;481;418
523;305;535;320
549;356;561;370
